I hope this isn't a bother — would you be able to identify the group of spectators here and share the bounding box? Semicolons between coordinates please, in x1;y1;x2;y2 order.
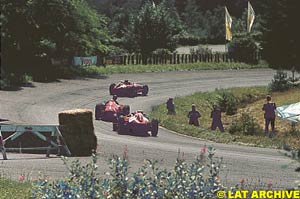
166;95;277;137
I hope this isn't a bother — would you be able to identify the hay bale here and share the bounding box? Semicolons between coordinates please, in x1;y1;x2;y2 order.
58;109;97;156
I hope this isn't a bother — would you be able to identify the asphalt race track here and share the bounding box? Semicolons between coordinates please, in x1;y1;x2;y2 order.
0;69;298;188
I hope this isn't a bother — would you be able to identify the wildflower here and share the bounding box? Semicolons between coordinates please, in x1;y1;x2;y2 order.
103;191;109;196
19;174;25;183
123;145;128;158
267;181;272;189
201;145;207;154
240;178;245;185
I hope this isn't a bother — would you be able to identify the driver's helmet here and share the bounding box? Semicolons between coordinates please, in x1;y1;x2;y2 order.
113;95;118;101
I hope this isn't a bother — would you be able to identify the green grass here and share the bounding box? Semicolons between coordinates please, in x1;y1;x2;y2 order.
150;87;300;149
0;177;32;199
70;61;268;77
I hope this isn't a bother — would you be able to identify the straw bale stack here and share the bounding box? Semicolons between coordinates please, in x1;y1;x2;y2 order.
58;109;97;156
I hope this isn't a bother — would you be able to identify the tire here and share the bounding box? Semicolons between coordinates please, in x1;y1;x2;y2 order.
122;105;130;116
142;85;149;96
117;116;128;135
109;83;116;95
95;103;105;120
151;119;159;137
112;123;118;131
129;87;137;97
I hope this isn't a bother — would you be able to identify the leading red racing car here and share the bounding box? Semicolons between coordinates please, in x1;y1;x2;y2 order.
116;111;159;137
95;99;130;124
109;80;149;97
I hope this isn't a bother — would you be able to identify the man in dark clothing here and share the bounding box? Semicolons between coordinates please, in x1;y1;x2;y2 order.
166;98;176;115
211;105;224;132
262;95;276;137
187;104;201;126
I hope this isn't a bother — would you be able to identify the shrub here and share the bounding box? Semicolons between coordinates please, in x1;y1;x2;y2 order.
152;48;172;56
177;35;206;46
215;90;238;115
269;70;293;92
33;146;225;198
228;34;259;64
190;45;212;55
229;113;263;136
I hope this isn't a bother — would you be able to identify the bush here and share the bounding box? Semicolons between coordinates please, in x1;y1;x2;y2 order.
269;70;293;92
228;34;259;64
0;71;30;90
229;113;263;136
152;48;172;56
177;35;206;46
190;45;212;55
215;90;238;115
33;146;225;198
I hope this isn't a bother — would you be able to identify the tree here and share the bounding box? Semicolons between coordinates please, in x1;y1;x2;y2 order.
261;0;300;71
1;0;111;83
132;1;183;63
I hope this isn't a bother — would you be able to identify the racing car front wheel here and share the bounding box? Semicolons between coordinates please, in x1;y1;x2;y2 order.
142;85;149;96
151;119;159;137
95;103;105;120
109;83;116;95
117;116;128;135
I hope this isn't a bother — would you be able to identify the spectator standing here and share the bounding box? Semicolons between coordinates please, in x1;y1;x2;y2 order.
211;104;224;132
262;95;276;138
187;104;201;126
166;98;176;115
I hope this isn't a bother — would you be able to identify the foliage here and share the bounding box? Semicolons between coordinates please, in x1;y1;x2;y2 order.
190;46;212;55
152;48;173;56
70;62;267;77
183;5;225;44
268;71;293;92
132;1;183;62
177;34;206;46
228;33;260;64
228;113;264;136
261;0;300;71
215;90;238;115
32;147;225;198
0;177;32;199
1;0;111;83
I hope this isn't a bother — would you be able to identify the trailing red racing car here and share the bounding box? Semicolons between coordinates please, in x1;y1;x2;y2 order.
109;80;149;97
95;99;130;124
116;111;159;137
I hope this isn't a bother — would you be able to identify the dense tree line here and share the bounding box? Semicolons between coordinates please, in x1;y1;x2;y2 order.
1;0;299;87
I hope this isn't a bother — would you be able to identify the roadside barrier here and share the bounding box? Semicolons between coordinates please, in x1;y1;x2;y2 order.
0;125;71;160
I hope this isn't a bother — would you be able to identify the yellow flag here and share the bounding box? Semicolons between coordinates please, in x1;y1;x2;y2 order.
247;1;255;32
225;7;232;41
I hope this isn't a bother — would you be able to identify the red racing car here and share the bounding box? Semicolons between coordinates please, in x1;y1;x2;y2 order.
109;80;149;97
116;111;159;137
95;100;130;124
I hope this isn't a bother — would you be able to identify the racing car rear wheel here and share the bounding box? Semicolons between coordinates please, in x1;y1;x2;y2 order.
112;123;118;131
151;119;159;137
109;83;116;95
129;87;137;97
142;85;149;96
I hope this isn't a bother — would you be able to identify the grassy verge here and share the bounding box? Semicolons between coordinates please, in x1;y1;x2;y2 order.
70;61;268;77
150;87;300;149
0;177;32;199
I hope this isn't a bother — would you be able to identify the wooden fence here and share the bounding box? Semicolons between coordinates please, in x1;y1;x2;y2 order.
102;52;260;65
